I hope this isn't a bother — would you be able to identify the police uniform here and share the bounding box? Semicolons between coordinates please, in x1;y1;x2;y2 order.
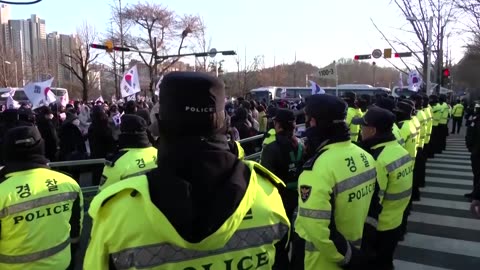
99;114;157;191
422;95;434;159
451;101;464;134
430;96;442;154
262;128;276;146
438;95;450;151
374;97;405;147
354;107;413;270
410;96;428;198
0;126;83;270
84;72;290;270
343;92;362;142
296;94;378;270
395;101;418;160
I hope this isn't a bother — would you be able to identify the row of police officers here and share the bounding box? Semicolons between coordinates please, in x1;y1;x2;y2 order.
0;71;454;270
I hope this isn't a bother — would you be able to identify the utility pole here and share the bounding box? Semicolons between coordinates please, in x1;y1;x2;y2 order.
119;0;125;74
110;21;119;100
293;51;297;86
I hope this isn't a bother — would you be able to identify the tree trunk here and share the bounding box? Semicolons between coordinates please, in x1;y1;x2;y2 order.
82;71;89;102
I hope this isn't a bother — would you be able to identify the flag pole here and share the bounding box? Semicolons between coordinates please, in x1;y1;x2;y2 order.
334;61;339;97
305;74;308;87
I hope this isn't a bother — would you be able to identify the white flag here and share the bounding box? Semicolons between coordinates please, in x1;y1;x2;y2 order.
24;78;56;109
155;75;163;96
6;88;19;109
309;80;325;95
318;63;337;79
120;66;141;98
95;96;104;104
408;70;423;92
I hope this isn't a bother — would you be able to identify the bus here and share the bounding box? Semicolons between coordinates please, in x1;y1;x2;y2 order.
323;84;391;97
248;86;312;104
392;86;454;99
0;87;69;107
247;84;391;104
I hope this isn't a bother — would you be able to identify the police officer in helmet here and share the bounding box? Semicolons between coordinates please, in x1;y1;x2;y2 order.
0;125;83;270
354;107;413;270
295;94;379;270
84;72;290;269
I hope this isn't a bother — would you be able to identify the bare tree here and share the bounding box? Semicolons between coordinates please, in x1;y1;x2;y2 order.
374;0;457;89
0;44;23;87
61;23;100;101
121;1;204;99
455;0;480;32
190;17;211;72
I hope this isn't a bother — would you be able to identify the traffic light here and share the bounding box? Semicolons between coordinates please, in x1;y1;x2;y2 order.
384;48;392;58
354;54;371;60
441;68;451;87
394;52;413;58
90;44;108;50
105;40;113;53
90;43;131;52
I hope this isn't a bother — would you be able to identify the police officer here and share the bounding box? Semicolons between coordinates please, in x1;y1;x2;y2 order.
438;94;450;151
260;108;304;270
84;72;290;269
374;97;405;148
422;95;434;160
451;100;465;134
354;107;413;270
99;114;157;191
465;104;480;199
394;100;418;162
430;95;442;154
262;106;278;146
0;125;83;270
343;91;363;142
295;94;378;270
411;95;428;193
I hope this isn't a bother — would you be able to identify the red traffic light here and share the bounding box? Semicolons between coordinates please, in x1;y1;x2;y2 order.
394;52;412;58
354;54;371;60
443;68;450;77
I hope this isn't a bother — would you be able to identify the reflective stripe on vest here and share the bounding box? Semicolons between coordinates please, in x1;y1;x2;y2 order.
110;223;289;270
298;207;331;219
333;168;376;195
384;188;412;201
305;238;362;265
385;154;412;173
365;217;378;228
0;192;78;218
0;238;70;263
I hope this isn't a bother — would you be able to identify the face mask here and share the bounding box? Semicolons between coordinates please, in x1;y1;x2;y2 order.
72;119;80;126
47;114;54;120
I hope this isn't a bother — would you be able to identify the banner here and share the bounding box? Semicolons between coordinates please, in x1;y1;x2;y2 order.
309;80;325;95
24;78;56;109
408;70;423;92
318;62;337;79
120;66;141;98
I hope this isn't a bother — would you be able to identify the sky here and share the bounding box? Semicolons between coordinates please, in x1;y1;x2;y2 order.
9;0;469;72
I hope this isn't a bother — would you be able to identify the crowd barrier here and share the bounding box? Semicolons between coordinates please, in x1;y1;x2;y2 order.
47;124;305;199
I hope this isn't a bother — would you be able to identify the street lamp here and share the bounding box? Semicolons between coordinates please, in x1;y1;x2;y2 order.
4;61;18;88
406;15;434;95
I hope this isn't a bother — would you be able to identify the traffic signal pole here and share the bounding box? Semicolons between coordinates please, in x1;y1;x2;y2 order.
426;16;434;95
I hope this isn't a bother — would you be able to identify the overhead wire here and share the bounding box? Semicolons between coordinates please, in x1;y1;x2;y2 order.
0;0;42;5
